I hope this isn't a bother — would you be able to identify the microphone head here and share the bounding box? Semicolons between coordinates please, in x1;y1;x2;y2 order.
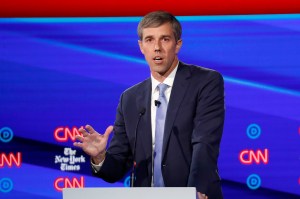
154;100;161;106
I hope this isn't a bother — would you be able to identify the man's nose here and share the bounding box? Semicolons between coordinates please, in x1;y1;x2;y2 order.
154;41;161;51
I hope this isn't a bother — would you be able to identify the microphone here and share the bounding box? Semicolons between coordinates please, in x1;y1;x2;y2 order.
130;107;146;187
154;100;161;107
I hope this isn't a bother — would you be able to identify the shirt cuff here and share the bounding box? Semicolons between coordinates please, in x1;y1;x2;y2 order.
91;157;105;173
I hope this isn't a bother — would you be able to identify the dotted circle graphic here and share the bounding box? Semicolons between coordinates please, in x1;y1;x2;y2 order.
123;176;131;187
246;174;261;190
0;178;13;193
246;124;261;139
0;127;14;143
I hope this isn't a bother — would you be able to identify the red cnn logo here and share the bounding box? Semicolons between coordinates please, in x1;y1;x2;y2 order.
239;149;269;165
54;176;84;192
0;152;22;168
54;127;82;142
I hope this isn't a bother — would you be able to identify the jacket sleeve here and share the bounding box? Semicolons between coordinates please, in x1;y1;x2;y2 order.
187;71;225;195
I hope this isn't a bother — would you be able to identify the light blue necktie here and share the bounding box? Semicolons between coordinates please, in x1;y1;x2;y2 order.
154;83;169;187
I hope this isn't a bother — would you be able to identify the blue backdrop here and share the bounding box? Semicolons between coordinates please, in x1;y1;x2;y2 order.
0;14;300;198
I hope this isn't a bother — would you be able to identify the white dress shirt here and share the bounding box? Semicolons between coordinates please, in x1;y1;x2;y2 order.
150;64;178;148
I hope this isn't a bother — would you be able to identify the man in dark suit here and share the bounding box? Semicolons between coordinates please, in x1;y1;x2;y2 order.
74;11;224;199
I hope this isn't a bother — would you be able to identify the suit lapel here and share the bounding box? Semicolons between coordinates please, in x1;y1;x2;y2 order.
136;78;153;161
162;62;191;160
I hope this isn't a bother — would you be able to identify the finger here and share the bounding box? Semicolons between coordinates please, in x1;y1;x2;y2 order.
197;192;207;199
78;126;89;136
103;125;114;138
73;142;83;148
75;135;84;142
85;124;97;134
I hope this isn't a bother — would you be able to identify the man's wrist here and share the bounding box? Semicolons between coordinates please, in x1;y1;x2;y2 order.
92;150;106;165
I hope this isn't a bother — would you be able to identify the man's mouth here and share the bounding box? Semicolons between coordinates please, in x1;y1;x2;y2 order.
153;56;163;61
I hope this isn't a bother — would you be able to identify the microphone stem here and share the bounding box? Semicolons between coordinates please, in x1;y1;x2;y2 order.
130;161;136;187
131;109;145;187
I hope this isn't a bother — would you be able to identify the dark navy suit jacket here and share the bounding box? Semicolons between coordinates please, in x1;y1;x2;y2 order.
95;62;225;199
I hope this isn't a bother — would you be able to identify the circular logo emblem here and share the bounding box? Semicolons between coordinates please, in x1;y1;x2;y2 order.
247;174;261;190
247;124;261;139
0;127;14;143
0;178;13;193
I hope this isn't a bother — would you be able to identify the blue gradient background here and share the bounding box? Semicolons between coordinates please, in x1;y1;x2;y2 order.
0;14;300;198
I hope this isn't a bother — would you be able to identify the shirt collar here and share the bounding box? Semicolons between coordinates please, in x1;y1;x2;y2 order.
151;62;179;94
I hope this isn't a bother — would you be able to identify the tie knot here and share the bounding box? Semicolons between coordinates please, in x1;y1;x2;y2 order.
157;83;168;97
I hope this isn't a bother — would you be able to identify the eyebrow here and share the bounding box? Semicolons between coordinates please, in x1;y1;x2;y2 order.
143;34;172;40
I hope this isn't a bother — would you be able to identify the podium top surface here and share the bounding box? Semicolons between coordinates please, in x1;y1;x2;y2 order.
63;187;196;199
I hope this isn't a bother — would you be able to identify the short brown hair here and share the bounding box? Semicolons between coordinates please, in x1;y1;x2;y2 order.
137;11;182;41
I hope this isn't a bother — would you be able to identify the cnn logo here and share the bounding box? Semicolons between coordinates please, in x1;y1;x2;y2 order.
0;152;22;168
54;127;82;142
239;149;269;165
54;176;84;192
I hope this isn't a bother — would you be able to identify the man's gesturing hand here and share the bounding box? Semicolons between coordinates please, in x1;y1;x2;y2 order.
73;125;113;164
197;192;208;199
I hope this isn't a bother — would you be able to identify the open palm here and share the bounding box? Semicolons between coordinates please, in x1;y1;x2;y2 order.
73;125;113;158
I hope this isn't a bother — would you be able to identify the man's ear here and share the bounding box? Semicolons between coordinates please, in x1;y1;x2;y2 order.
175;39;183;54
138;40;144;54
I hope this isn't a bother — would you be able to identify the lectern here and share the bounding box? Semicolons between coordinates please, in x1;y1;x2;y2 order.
63;187;196;199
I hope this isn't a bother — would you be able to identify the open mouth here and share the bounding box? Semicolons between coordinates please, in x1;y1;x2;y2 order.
153;56;163;61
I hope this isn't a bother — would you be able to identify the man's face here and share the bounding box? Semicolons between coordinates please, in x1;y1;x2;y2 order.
138;22;182;81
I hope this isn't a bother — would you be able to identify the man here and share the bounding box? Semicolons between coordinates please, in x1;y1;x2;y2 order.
74;11;225;199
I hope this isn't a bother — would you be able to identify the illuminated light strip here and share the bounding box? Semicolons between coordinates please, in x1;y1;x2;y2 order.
224;76;300;97
0;17;142;23
25;36;147;65
26;36;300;97
32;36;300;97
2;26;298;97
0;14;299;23
179;14;300;21
52;42;147;65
